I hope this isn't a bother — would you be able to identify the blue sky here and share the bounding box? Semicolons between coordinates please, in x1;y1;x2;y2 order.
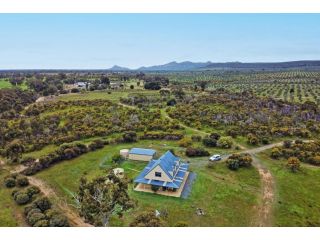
0;14;319;69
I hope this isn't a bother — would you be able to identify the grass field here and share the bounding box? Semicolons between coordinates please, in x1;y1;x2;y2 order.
257;151;320;226
0;79;13;89
35;140;261;226
0;78;28;90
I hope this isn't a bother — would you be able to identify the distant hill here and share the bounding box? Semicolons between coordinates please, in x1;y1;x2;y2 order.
203;60;320;70
108;65;131;71
107;60;320;72
137;61;212;71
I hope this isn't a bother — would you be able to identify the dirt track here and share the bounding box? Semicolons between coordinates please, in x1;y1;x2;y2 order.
8;164;91;227
27;176;92;227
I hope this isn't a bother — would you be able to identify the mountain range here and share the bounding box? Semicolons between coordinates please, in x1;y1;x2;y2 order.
107;60;320;72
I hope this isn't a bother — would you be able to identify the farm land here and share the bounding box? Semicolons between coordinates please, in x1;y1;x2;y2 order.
0;70;320;226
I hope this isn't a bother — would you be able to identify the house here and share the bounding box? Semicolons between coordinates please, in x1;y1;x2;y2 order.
75;82;88;89
134;151;189;196
110;82;121;90
128;148;156;161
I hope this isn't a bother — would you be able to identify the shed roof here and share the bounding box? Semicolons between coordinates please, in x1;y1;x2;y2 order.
129;148;156;156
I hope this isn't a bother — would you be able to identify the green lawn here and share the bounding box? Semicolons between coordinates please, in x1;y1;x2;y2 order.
0;79;28;90
257;151;320;226
36;140;261;226
0;79;13;89
0;169;26;226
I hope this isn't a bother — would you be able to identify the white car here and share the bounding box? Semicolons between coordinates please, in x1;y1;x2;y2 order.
209;154;222;161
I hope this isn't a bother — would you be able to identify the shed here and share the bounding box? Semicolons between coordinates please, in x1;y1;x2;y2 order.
128;148;156;161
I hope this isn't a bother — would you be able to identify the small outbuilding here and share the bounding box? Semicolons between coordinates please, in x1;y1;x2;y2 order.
128;148;156;161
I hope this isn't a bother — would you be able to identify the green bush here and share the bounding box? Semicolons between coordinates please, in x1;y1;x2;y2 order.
202;137;217;147
226;158;240;170
178;137;192;147
175;221;189;227
25;186;41;198
226;153;253;170
14;193;31;205
32;197;52;211
28;212;47;226
217;136;233;149
49;214;69;227
33;219;49;227
16;176;29;187
286;157;301;172
4;177;16;188
112;154;125;164
185;147;210;157
271;147;282;159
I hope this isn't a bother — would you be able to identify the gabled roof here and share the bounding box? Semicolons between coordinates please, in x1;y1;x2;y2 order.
134;151;189;189
129;148;156;156
146;151;179;179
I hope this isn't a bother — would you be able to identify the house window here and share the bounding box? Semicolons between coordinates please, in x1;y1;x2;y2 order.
155;172;162;177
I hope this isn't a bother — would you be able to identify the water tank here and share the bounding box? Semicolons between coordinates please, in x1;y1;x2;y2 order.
120;149;129;158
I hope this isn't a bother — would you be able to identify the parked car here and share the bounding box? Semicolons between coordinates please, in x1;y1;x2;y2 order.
209;154;222;161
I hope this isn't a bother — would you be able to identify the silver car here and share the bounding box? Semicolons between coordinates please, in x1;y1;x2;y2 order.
209;154;222;161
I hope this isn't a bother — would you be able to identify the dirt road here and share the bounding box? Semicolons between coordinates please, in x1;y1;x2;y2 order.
27;176;92;227
8;164;91;227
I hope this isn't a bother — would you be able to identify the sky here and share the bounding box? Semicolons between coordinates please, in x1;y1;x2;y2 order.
0;14;320;69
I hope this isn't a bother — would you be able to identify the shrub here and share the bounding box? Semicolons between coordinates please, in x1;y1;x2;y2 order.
25;186;41;198
14;193;31;205
151;185;160;192
185;147;210;157
286;157;301;172
247;133;259;145
226;153;253;170
130;210;164;227
28;212;47;226
209;133;220;140
49;214;69;227
217;136;233;149
191;135;202;142
271;147;282;159
167;98;177;106
16;176;29;187
20;156;36;165
202;137;217;147
4;177;16;188
70;88;80;93
310;155;320;166
112;154;125;164
26;208;42;219
226;158;240;170
261;137;270;145
88;139;106;151
283;140;292;148
122;131;137;143
33;219;49;227
175;221;189;227
32;197;52;211
178;137;192;147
